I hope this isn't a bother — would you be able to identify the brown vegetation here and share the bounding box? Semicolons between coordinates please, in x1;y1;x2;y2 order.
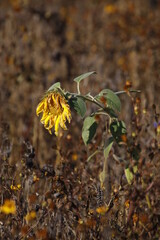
0;0;160;239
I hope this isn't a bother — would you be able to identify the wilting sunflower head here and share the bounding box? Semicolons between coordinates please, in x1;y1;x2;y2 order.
36;92;71;136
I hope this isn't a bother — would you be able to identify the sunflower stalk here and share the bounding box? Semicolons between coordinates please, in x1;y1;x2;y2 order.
36;72;140;198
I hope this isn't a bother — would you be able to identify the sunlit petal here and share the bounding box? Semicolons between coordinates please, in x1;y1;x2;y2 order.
36;101;44;116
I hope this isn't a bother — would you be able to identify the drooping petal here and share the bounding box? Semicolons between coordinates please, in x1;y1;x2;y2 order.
36;101;45;116
40;110;49;122
51;94;56;104
44;98;49;112
61;102;71;123
59;115;67;130
46;117;55;134
44;115;51;127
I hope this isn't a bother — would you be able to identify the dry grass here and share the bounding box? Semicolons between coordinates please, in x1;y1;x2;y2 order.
0;0;160;239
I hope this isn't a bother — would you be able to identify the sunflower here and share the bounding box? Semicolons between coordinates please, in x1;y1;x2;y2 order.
36;92;71;136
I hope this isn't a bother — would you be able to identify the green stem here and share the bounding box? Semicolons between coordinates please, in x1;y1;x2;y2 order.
77;83;80;94
115;89;141;95
87;149;101;162
91;111;110;117
76;94;104;109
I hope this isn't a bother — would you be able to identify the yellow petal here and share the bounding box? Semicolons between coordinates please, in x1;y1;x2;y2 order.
48;129;52;134
41;110;49;122
46;117;55;133
61;102;71;123
49;117;55;129
52;94;56;103
59;116;67;130
44;115;51;127
44;97;49;111
36;101;44;116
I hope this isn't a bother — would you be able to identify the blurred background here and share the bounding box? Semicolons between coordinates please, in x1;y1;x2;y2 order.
0;0;160;169
0;1;160;239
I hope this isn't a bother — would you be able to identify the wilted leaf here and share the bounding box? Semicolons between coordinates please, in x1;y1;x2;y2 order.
96;89;121;112
125;168;133;185
74;71;96;83
104;137;114;160
82;116;97;145
47;82;61;92
71;97;86;118
125;166;137;185
110;120;127;143
105;107;118;118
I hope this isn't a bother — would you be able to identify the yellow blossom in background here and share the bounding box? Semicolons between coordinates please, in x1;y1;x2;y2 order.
157;125;160;135
125;200;130;209
0;199;16;214
78;219;84;224
132;213;138;224
10;184;21;190
72;153;78;161
132;132;136;137
96;205;109;215
36;92;71;136
25;211;36;222
33;175;40;182
104;4;117;14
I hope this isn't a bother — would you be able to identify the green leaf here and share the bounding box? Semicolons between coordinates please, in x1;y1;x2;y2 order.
125;168;134;185
82;116;97;145
105;107;118;118
47;82;61;92
104;137;114;160
96;89;121;112
110;120;127;143
71;97;86;118
74;71;96;83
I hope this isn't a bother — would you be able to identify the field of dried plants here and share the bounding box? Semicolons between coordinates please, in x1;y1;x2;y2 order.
0;0;160;239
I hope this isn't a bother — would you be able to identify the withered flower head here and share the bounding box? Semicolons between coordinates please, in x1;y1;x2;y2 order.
36;92;71;136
